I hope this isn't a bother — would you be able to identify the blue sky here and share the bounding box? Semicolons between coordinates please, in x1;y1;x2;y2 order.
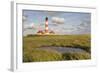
22;10;91;35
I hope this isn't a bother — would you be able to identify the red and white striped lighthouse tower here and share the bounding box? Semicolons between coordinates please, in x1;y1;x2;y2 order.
37;16;55;35
45;17;49;33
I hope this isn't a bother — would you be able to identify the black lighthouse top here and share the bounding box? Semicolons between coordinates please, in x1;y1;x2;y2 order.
45;17;48;21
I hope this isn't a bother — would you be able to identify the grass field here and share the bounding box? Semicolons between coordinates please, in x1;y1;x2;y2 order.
23;34;91;62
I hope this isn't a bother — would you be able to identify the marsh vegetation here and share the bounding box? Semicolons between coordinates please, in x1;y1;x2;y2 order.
23;34;91;62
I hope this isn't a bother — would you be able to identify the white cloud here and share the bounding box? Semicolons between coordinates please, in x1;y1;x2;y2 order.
52;17;65;24
22;15;27;22
23;22;43;32
24;23;35;29
23;22;38;36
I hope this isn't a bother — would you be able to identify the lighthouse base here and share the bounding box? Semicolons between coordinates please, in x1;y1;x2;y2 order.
37;30;55;35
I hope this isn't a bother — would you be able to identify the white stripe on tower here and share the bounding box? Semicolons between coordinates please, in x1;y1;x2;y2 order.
45;20;48;32
46;21;48;25
45;27;48;30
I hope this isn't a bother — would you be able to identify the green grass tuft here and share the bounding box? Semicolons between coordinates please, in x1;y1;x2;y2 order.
23;48;62;62
62;52;91;60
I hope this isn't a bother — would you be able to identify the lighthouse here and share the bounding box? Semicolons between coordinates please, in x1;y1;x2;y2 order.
45;17;49;34
37;17;55;35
